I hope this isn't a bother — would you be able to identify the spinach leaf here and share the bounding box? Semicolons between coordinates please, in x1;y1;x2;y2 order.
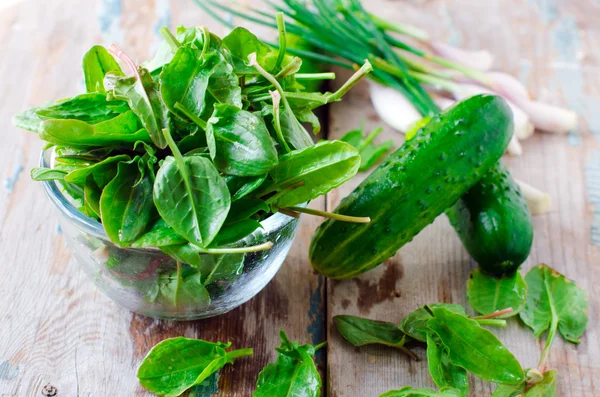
202;253;245;285
225;198;269;225
210;219;262;247
467;268;527;318
131;218;187;248
207;51;242;108
340;125;394;172
158;265;210;307
206;104;278;176
159;47;220;120
109;67;169;149
380;387;463;397
36;93;128;123
253;330;323;397
492;369;557;397
333;315;406;349
426;334;468;397
30;168;67;181
82;45;122;93
226;174;267;201
40;111;151;147
14;105;49;133
137;337;253;397
426;307;523;385
267;140;360;208
520;264;588;344
222;27;280;74
99;159;154;247
64;154;130;186
153;155;230;247
84;176;102;219
399;304;466;343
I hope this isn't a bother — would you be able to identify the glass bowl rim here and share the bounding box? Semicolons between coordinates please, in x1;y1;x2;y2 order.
39;149;297;251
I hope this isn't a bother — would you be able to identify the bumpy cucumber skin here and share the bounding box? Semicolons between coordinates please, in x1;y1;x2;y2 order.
446;163;533;275
309;95;514;279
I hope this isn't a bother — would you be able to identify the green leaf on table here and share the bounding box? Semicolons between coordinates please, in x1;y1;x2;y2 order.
267;140;360;208
137;337;252;397
333;315;406;349
520;264;588;343
492;369;557;397
40;111;151;147
36;93;129;123
426;307;523;385
153;155;230;247
82;45;122;93
30;167;67;181
109;67;169;149
426;334;468;397
467;268;527;317
380;386;463;397
399;303;466;343
226;174;267;201
340;126;393;172
206;104;278;176
159;47;220;120
64;154;130;186
253;330;323;397
131;218;187;248
99;159;154;247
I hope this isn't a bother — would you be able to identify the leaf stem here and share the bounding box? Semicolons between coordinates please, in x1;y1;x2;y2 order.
474;319;507;327
275;57;302;79
358;127;384;151
269;91;292;153
295;72;336;80
327;60;373;102
261;181;305;203
285;206;371;224
174;102;207;130
275;12;287;70
197;241;274;254
227;347;254;360
538;274;560;372
159;27;181;52
472;307;514;319
248;53;291;109
278;208;301;219
200;26;211;58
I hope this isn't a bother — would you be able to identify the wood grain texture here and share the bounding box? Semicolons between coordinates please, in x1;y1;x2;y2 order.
0;0;324;396
325;0;600;396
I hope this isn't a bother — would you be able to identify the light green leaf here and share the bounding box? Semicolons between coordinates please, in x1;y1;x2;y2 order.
467;268;527;317
380;386;463;397
426;334;468;397
82;45;122;93
399;303;466;343
333;315;405;349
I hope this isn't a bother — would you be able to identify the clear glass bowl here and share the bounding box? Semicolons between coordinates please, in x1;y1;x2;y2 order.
40;150;301;320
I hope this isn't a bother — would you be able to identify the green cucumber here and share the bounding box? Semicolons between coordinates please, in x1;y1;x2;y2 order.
309;94;513;279
446;163;533;275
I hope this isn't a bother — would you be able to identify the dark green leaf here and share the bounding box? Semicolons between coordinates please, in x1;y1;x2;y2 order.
268;140;360;208
137;337;252;397
278;104;315;150
225;198;269;225
399;304;466;343
153;155;230;247
207;51;242;108
254;330;322;397
333;315;405;348
295;107;321;134
426;334;468;397
99;159;154;247
340;128;363;147
30;168;67;181
84;176;102;218
467;268;527;317
131;218;187;248
82;45;122;93
110;68;169;148
210;218;262;246
207;104;278;176
520;264;588;344
202;253;245;285
226;174;267;201
40;111;151;147
158;266;210;307
426;307;523;385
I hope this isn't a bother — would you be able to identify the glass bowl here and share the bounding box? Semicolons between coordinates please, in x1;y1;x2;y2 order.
40;150;301;320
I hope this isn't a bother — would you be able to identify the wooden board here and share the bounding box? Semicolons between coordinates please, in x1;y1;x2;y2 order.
0;0;598;396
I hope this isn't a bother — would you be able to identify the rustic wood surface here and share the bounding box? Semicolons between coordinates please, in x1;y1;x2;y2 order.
0;0;598;396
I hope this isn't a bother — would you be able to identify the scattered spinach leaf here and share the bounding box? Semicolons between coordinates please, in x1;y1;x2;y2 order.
379;386;463;397
426;334;468;397
467;268;527;318
399;303;466;343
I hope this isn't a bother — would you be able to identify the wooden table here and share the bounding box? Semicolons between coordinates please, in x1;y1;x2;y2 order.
1;0;598;395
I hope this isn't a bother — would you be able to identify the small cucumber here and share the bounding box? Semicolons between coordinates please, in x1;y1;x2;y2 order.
446;163;533;275
309;95;513;279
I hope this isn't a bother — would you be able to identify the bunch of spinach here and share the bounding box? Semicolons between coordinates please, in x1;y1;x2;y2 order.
15;19;372;305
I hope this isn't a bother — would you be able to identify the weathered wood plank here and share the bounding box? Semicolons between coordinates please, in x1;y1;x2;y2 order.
0;0;325;395
325;0;600;396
